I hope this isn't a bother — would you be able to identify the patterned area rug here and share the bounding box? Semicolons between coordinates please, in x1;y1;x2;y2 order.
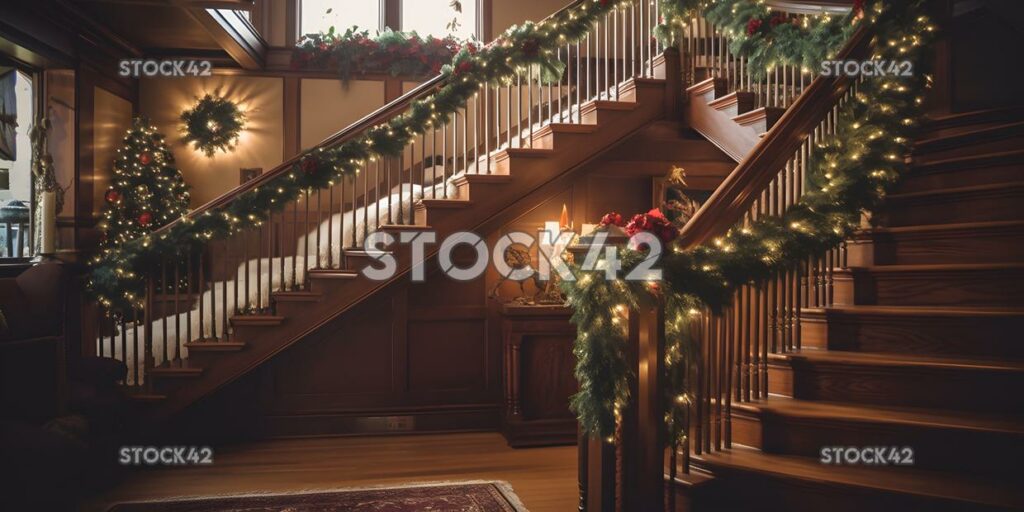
107;481;528;511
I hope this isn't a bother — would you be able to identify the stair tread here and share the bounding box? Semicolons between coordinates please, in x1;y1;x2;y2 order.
913;120;1024;151
886;179;1024;199
736;396;1024;434
805;304;1024;317
771;349;1024;372
149;359;203;375
417;198;473;208
923;107;1024;130
184;340;246;350
272;290;322;300
697;446;1024;508
861;219;1024;234
230;315;285;325
910;148;1024;171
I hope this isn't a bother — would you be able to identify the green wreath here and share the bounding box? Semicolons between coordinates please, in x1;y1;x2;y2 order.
180;94;246;157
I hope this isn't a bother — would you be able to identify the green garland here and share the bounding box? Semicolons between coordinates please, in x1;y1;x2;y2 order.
291;27;468;79
89;0;630;312
565;0;935;438
656;0;860;79
180;94;246;157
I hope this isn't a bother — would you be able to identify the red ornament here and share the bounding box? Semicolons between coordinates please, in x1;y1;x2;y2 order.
746;18;763;36
600;211;625;227
769;13;789;28
300;155;320;175
137;212;154;227
139;152;153;165
105;189;121;204
853;0;865;14
454;60;474;76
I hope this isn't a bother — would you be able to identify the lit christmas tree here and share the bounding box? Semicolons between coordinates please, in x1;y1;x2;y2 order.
98;118;190;255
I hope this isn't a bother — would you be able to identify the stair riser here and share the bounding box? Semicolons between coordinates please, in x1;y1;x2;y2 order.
688;464;1008;512
801;312;1024;358
876;188;1024;227
914;133;1024;164
531;131;592;151
847;227;1024;265
733;411;1024;474
900;161;1024;193
835;268;1024;307
768;362;1024;413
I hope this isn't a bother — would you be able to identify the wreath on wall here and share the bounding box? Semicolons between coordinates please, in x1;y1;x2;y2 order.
180;94;246;157
291;26;473;80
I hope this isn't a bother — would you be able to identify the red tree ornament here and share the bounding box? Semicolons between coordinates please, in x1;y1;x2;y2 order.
137;211;154;227
746;18;763;36
300;155;320;175
139;152;153;165
105;189;122;204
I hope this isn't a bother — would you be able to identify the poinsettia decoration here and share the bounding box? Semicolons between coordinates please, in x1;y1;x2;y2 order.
292;26;474;80
626;208;679;245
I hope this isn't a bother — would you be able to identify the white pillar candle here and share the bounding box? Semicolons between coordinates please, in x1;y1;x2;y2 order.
40;190;56;255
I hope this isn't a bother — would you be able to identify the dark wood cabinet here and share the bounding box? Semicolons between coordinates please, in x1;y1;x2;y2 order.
499;304;578;447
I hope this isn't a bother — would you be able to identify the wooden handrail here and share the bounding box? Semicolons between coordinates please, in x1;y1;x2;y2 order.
149;0;587;240
676;23;872;249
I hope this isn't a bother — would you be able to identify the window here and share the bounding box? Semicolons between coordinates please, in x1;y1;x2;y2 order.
300;0;382;35
403;0;477;39
298;1;478;39
0;69;34;258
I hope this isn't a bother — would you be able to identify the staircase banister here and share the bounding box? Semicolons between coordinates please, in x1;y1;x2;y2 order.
765;0;854;15
147;0;594;239
148;75;447;238
676;22;872;249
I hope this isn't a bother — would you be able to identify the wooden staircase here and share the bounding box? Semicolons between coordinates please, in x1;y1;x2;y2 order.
131;71;717;421
686;110;1024;511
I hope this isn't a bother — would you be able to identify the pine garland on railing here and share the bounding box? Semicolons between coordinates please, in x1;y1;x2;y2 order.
564;0;936;438
88;0;630;313
656;0;861;79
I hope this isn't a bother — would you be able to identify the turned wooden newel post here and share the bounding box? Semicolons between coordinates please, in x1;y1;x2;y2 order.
621;293;667;511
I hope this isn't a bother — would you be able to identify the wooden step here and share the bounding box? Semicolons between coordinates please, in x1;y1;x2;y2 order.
579;98;639;124
731;107;785;135
414;198;473;226
531;122;599;150
450;172;514;200
229;314;285;326
801;305;1024;358
875;181;1024;227
708;91;755;117
271;290;322;302
922;106;1024;138
768;350;1024;413
694;446;1024;511
732;397;1024;474
834;263;1024;307
902;149;1024;193
847;220;1024;265
182;340;246;366
148;359;204;378
183;340;246;352
912;120;1024;163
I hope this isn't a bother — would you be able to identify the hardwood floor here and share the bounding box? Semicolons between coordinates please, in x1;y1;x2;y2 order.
84;433;578;511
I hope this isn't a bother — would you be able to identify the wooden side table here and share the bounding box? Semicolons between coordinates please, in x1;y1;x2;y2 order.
499;303;578;447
